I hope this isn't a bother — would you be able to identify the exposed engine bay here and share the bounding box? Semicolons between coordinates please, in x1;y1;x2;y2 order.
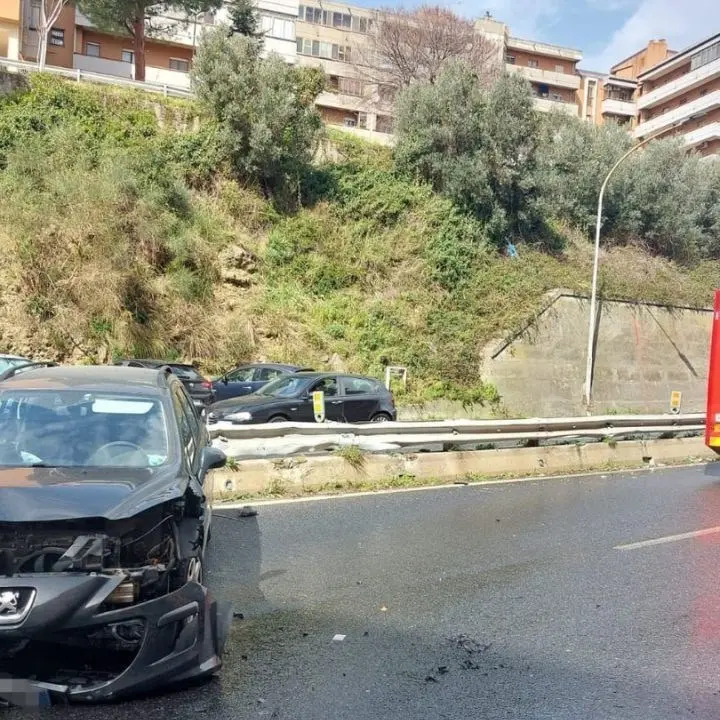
0;494;224;703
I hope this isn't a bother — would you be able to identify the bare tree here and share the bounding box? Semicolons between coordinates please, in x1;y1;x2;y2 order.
36;0;71;71
356;5;502;91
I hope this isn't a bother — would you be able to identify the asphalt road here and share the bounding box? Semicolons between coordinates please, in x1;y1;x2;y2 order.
8;463;720;719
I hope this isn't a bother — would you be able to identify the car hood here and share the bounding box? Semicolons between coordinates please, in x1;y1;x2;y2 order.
0;465;186;522
210;394;294;414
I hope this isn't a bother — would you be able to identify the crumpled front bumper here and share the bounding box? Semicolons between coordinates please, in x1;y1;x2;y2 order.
0;572;231;706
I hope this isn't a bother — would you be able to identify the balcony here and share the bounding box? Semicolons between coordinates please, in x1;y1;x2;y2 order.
532;97;578;115
634;90;720;138
73;53;190;89
637;56;720;110
601;98;636;117
506;36;582;62
683;121;720;148
75;8;205;48
506;63;581;90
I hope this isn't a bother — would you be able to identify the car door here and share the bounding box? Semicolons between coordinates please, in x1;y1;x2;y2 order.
340;376;379;422
300;376;343;422
215;365;256;401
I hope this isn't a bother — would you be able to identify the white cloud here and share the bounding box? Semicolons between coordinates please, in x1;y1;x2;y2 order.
582;0;720;72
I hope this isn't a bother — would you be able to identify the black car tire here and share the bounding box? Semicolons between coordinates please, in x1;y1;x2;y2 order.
371;412;392;423
268;415;289;423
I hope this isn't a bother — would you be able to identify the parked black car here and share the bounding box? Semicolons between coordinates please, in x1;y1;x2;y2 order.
208;371;397;424
114;359;215;408
0;365;229;707
211;363;312;402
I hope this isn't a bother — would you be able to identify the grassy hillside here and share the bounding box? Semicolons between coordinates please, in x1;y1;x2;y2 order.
0;75;718;410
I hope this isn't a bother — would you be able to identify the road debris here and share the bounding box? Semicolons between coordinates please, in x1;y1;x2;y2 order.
333;634;346;642
239;506;258;517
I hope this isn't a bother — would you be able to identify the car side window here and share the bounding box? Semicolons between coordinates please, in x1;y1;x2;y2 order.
172;385;197;469
257;367;284;382
310;377;339;397
343;377;375;395
227;366;254;382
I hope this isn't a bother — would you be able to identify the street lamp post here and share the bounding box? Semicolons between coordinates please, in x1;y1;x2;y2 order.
582;125;680;408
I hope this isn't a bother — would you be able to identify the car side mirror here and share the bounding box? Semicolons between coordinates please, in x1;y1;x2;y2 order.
201;446;227;472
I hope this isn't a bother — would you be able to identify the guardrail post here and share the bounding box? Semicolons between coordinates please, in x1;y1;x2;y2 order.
76;68;81;82
163;84;168;97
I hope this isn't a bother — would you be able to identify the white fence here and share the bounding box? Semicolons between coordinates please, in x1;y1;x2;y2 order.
0;57;192;99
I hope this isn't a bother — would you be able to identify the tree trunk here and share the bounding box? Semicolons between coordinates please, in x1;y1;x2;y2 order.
132;17;146;82
38;29;48;70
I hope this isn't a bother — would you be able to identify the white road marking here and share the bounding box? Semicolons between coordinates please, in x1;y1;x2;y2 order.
213;462;703;510
615;525;720;551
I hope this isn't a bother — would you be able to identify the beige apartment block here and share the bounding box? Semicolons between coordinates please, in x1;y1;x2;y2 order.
295;0;395;143
634;32;720;157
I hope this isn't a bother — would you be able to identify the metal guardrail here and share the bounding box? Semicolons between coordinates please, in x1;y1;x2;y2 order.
0;57;192;99
209;414;707;460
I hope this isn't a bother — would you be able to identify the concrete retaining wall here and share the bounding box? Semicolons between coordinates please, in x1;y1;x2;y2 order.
208;436;715;500
482;292;712;417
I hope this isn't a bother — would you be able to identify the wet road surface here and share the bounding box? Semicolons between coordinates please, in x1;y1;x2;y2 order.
7;463;720;719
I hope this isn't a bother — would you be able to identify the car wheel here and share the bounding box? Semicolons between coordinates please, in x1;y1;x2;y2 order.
371;413;392;423
268;415;288;423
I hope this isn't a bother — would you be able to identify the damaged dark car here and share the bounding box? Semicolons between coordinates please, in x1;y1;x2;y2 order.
0;365;229;707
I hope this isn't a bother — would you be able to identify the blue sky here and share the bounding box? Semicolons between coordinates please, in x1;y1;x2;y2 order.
351;0;720;72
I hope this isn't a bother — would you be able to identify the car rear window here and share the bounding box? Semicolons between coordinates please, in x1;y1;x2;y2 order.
168;365;202;381
344;377;382;395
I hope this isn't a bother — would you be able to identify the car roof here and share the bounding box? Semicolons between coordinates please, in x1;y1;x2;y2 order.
0;365;170;393
117;359;196;368
291;371;382;382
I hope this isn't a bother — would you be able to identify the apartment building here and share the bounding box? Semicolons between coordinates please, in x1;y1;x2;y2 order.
294;0;395;141
634;32;720;157
578;71;637;127
16;0;298;89
476;17;583;117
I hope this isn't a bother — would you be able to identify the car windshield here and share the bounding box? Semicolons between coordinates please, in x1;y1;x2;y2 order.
257;375;310;398
0;390;170;469
0;357;28;374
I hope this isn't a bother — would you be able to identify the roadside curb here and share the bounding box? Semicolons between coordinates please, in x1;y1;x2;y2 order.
208;435;715;502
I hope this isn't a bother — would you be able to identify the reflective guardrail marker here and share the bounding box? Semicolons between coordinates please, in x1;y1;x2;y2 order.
313;391;325;423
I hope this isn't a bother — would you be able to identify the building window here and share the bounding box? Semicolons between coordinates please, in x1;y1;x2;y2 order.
29;0;41;30
690;40;720;71
260;15;295;41
297;37;351;62
86;42;100;57
505;54;516;64
376;114;394;134
554;64;564;73
527;59;539;68
299;5;371;33
378;83;396;103
49;28;64;46
344;116;357;128
121;49;134;63
169;58;190;72
358;112;368;129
